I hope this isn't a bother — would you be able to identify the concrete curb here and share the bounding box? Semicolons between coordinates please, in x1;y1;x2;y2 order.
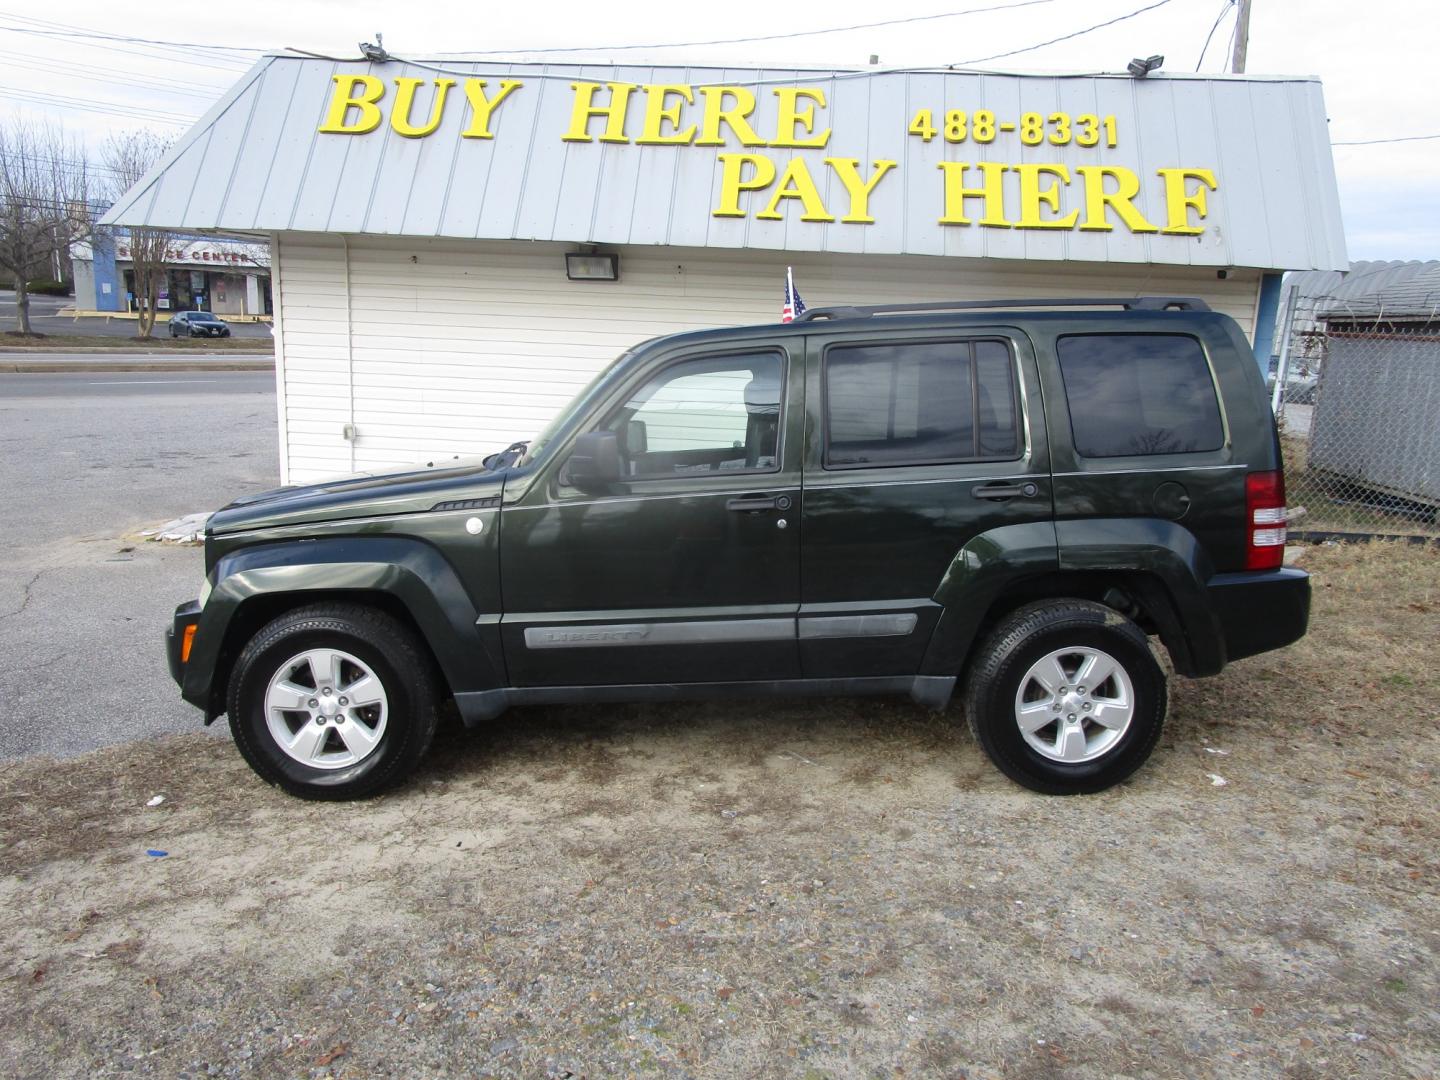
2;359;274;373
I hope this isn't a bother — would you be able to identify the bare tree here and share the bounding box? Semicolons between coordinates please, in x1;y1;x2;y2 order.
102;131;175;338
0;120;91;335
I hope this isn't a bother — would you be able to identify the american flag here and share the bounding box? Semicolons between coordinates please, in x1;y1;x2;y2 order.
782;267;806;323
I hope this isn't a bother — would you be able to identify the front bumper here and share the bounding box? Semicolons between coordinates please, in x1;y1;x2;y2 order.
165;599;203;688
1206;566;1311;665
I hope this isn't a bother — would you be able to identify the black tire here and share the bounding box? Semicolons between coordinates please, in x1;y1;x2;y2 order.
963;600;1166;795
220;328;231;337
227;603;439;800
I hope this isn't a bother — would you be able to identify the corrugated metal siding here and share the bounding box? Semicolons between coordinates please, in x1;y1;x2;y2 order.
275;234;1264;483
109;59;1348;273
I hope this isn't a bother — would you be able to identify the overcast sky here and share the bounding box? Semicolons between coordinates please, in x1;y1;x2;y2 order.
2;0;1435;261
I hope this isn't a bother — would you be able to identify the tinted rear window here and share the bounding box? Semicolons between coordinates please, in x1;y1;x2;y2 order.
824;339;1020;467
1056;334;1223;458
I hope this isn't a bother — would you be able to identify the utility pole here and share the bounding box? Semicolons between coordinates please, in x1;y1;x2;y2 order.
1231;0;1252;73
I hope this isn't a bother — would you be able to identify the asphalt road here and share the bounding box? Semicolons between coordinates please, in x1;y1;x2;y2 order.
0;371;279;760
0;290;273;339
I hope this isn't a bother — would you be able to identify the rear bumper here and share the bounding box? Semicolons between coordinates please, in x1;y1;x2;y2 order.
165;599;203;689
1206;567;1311;665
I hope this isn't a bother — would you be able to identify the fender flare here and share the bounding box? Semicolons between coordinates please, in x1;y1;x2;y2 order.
918;517;1224;679
919;520;1059;677
184;536;501;712
1053;517;1224;675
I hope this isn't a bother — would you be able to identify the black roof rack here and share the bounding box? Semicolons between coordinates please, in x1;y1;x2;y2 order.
796;296;1211;321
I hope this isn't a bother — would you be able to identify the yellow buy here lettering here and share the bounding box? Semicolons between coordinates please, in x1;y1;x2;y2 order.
318;74;523;139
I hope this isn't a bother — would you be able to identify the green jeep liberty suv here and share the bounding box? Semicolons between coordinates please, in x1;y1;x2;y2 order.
165;297;1308;800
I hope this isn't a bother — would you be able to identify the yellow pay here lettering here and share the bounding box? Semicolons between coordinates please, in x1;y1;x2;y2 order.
937;162;1218;235
712;155;898;224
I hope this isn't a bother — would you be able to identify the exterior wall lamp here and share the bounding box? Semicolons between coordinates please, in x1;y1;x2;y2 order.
565;251;620;282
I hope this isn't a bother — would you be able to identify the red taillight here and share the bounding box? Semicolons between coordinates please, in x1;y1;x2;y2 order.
1245;470;1287;570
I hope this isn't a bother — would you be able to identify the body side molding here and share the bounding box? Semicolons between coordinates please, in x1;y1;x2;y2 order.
454;675;957;725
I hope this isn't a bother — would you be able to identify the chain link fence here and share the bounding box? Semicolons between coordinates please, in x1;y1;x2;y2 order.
1271;294;1440;538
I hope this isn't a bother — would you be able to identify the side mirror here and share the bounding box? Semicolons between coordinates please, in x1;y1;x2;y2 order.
566;430;622;492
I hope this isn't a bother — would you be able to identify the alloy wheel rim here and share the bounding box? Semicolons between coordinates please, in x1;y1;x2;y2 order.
1013;646;1135;764
264;648;388;770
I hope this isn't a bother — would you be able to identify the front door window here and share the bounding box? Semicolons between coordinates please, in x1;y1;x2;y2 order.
601;352;784;479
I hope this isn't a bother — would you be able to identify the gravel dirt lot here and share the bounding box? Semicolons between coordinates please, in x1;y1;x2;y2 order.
1;542;1437;1079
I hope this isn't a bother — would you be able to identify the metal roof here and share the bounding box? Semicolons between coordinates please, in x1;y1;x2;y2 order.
1278;260;1440;334
102;56;1348;272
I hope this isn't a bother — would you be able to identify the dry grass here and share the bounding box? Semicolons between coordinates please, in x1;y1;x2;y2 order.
0;331;272;352
1;542;1438;1079
1282;433;1440;537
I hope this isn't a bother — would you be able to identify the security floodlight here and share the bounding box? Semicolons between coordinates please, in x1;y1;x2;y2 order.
1127;54;1164;77
360;35;389;63
566;252;620;282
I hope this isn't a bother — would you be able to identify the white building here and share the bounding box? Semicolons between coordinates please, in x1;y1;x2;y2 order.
70;232;271;317
104;56;1347;483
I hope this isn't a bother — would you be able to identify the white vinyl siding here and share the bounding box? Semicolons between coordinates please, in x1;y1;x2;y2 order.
274;233;1264;483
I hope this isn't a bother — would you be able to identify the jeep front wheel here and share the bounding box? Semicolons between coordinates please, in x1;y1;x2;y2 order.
227;603;439;800
963;600;1166;795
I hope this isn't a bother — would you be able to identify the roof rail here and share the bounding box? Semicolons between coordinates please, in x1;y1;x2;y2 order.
796;296;1212;321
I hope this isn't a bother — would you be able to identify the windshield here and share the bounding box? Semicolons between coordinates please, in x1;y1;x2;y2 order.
191;313;221;322
519;352;631;466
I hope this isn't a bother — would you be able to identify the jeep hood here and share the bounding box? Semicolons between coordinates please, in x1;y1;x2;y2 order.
207;455;505;535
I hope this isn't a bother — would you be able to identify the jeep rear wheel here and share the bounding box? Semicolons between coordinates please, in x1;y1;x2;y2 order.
963;600;1166;795
227;603;439;800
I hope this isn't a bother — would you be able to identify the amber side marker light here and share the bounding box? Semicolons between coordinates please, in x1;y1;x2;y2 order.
180;624;197;664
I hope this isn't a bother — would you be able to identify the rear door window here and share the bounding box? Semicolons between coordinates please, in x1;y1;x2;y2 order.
823;339;1021;468
1056;333;1224;458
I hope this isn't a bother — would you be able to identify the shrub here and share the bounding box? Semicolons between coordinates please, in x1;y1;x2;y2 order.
25;278;72;296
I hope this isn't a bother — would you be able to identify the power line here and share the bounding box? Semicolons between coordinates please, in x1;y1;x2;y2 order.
0;13;254;73
0;89;197;126
1223;5;1240;71
953;0;1177;66
3;151;128;176
0;42;232;89
430;0;1067;56
0;10;264;55
0;50;227;99
1332;133;1440;146
13;88;197;122
1194;0;1234;71
0;28;254;74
